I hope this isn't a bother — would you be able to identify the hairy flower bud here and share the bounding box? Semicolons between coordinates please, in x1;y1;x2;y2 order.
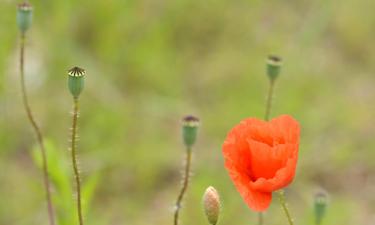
182;115;199;148
68;67;85;99
17;2;33;33
203;186;221;225
314;190;328;225
266;55;282;81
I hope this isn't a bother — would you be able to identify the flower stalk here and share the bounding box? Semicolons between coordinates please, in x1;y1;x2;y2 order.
18;3;56;225
173;116;199;225
258;212;264;225
174;147;192;225
71;97;83;225
264;79;275;121
264;55;281;121
277;190;294;225
264;56;295;225
68;66;86;225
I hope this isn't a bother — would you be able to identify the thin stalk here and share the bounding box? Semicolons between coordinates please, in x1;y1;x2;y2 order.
277;191;294;225
258;212;263;225
263;63;295;225
264;79;275;121
173;148;192;225
71;97;84;225
19;32;56;225
258;79;276;225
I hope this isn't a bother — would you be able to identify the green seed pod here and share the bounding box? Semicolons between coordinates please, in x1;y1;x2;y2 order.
266;55;282;81
314;191;328;225
203;186;221;225
182;115;199;148
17;2;33;33
68;67;85;99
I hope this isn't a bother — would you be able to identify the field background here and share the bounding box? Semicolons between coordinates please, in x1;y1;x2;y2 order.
1;0;375;224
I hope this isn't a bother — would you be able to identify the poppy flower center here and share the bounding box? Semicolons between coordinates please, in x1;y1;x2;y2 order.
245;140;289;181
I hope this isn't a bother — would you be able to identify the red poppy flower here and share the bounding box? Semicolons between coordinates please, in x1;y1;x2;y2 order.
222;115;300;212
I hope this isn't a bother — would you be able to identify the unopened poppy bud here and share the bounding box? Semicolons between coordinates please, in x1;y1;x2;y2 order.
266;55;282;81
202;186;221;225
68;67;85;99
182;115;199;148
17;2;33;33
314;191;328;225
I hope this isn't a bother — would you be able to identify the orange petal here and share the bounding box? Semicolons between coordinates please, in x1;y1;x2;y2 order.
250;144;298;192
247;139;291;180
270;115;300;144
232;175;273;211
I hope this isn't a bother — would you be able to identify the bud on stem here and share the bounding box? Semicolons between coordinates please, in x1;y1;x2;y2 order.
182;115;199;148
203;186;221;225
314;191;328;225
17;2;33;33
266;55;282;81
68;67;86;99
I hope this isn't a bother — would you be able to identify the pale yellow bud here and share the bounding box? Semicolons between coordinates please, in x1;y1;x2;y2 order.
202;186;221;225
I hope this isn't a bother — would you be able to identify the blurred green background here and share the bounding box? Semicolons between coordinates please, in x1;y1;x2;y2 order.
1;0;375;224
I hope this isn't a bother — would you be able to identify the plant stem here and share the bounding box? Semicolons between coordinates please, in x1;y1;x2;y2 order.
258;212;263;225
173;147;192;225
277;190;294;225
264;79;275;121
71;97;84;225
258;79;276;225
19;32;56;225
264;78;295;224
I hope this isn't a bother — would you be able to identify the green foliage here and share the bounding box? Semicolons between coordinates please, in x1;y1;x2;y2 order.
32;139;100;225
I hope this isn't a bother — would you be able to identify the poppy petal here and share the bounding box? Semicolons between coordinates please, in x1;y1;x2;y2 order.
222;115;300;212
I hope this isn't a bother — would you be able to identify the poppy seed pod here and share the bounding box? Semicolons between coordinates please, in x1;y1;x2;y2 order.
314;191;328;225
17;2;33;33
68;67;85;99
182;115;199;148
203;186;221;225
266;55;282;81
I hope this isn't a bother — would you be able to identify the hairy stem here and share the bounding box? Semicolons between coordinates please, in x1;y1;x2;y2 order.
264;79;275;121
71;97;84;225
19;32;56;225
173;148;192;225
277;190;294;225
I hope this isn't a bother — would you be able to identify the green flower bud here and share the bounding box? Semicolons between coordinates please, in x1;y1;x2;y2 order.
203;186;221;225
17;2;33;33
314;190;328;225
68;67;85;99
182;115;199;148
266;55;282;81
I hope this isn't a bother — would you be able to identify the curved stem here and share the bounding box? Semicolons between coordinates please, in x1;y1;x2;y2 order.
173;148;192;225
71;97;84;225
264;79;275;121
277;190;294;225
19;32;56;225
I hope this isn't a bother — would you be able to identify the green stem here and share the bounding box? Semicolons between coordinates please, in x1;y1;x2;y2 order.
173;147;192;225
71;97;84;225
258;212;264;225
264;79;275;121
258;79;276;225
20;32;56;225
277;190;294;225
